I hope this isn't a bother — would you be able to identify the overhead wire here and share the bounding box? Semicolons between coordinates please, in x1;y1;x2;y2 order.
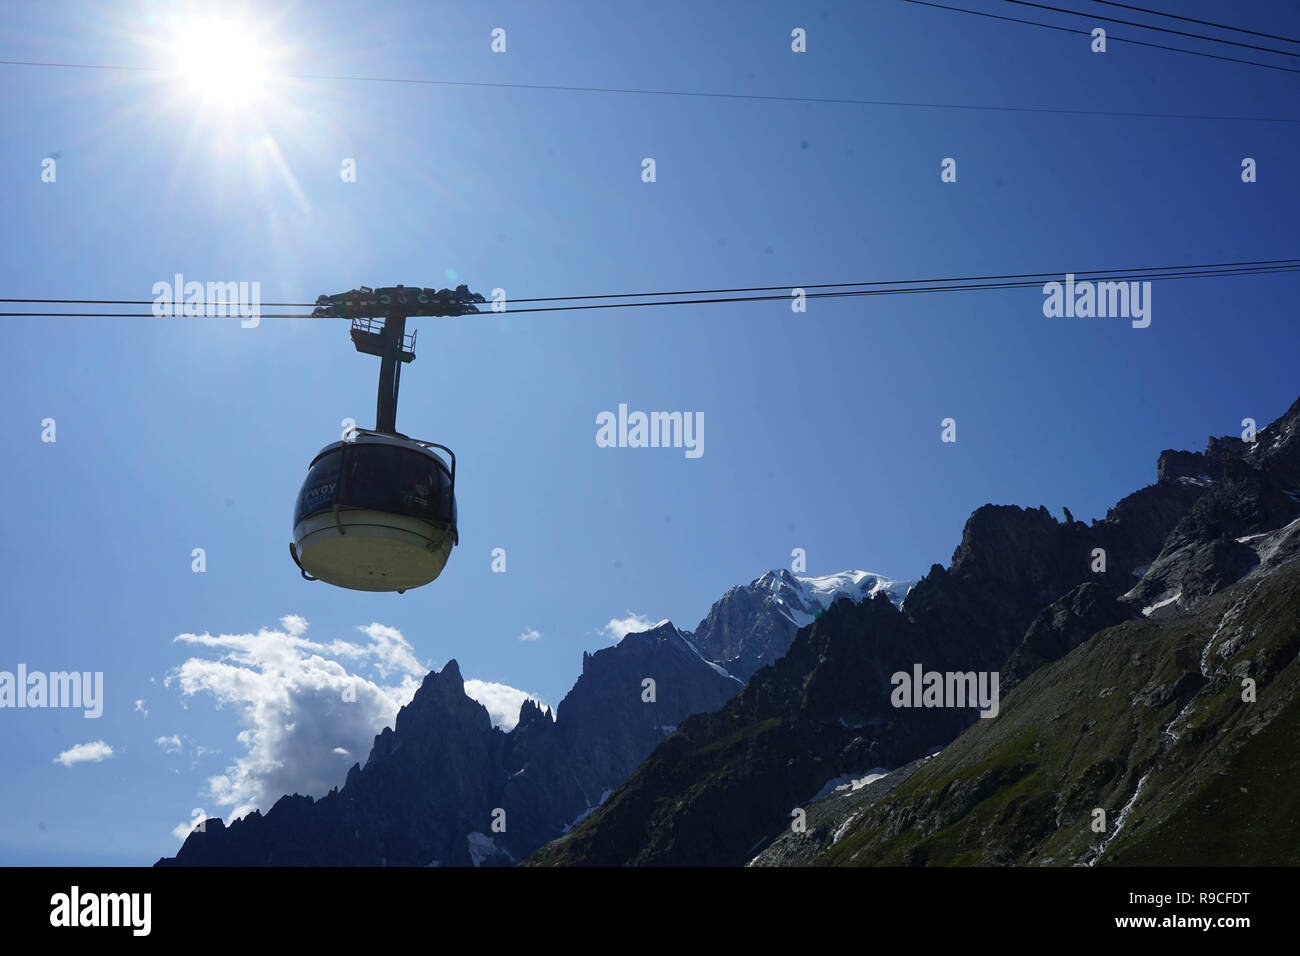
999;0;1300;58
3;257;1296;307
1;57;1297;124
901;0;1300;76
1077;1;1300;46
2;260;1296;318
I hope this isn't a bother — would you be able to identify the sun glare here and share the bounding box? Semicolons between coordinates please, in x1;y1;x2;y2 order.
171;16;271;108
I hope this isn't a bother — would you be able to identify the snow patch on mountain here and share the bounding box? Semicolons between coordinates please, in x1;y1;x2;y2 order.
758;569;914;627
625;619;745;684
562;789;613;833
837;770;890;792
675;629;743;683
1142;591;1182;617
1248;514;1300;566
466;831;513;866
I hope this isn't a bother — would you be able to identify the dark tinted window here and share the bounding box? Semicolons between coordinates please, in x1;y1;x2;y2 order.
398;448;437;518
302;443;454;531
294;449;343;524
342;445;453;526
397;449;455;526
344;445;403;514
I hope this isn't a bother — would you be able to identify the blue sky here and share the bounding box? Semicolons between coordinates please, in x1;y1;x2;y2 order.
0;0;1297;864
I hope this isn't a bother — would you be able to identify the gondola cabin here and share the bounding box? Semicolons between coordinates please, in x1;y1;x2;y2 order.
290;430;457;592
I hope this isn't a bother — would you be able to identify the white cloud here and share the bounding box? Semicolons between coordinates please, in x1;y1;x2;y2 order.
462;679;547;731
167;615;428;821
602;611;657;642
171;807;209;842
54;740;114;767
322;622;427;679
519;627;541;642
156;734;214;768
331;747;350;757
134;699;148;717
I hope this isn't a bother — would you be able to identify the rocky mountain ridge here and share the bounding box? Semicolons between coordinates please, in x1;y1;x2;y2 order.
157;622;739;865
528;396;1300;866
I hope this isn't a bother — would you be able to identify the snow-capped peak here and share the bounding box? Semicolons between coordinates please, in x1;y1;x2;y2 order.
795;570;909;606
752;568;914;627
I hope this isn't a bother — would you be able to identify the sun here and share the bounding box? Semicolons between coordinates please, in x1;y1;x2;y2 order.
170;15;272;109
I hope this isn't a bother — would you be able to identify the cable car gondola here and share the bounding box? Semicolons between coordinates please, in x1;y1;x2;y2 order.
290;429;458;592
288;283;483;593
